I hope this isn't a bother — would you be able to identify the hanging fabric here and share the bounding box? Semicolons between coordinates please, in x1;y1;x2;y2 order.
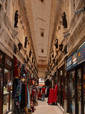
20;82;26;109
53;84;58;104
27;80;30;109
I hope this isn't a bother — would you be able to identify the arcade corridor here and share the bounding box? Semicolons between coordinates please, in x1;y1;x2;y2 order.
0;0;85;114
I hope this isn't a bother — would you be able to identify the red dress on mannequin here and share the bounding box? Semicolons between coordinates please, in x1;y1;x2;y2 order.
48;88;54;104
53;84;58;103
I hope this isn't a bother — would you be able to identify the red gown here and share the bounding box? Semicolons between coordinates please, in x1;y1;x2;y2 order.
53;84;58;103
48;88;54;104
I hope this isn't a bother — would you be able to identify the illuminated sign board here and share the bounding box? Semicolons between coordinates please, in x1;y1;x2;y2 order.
77;42;85;64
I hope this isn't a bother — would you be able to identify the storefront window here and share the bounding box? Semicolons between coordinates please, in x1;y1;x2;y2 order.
83;66;85;114
3;69;13;114
71;71;75;114
69;71;75;114
0;67;3;113
77;69;82;114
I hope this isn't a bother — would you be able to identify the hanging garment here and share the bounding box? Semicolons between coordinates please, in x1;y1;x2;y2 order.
20;83;26;109
16;80;22;102
13;79;21;113
53;84;58;103
13;78;20;98
27;85;30;109
25;84;28;106
42;87;45;94
14;57;19;78
32;88;36;103
48;88;54;104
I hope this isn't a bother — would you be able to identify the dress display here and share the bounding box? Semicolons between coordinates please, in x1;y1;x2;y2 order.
48;88;54;104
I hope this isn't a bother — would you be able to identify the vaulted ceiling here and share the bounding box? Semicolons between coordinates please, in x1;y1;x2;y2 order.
19;0;62;78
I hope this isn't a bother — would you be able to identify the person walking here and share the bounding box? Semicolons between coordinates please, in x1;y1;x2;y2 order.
38;88;42;100
41;86;46;101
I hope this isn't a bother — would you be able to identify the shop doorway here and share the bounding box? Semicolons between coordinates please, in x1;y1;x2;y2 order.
67;71;75;114
77;68;82;114
3;55;13;114
3;69;13;114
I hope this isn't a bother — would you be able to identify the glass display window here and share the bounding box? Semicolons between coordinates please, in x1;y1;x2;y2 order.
83;66;85;114
0;67;3;113
67;71;75;114
3;68;13;114
71;71;75;114
77;69;82;114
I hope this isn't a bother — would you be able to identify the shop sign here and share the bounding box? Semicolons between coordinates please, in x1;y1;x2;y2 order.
77;42;85;64
66;56;72;71
72;52;78;67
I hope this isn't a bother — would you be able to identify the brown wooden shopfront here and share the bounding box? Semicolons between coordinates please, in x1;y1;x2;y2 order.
0;51;13;114
0;51;4;114
66;42;85;114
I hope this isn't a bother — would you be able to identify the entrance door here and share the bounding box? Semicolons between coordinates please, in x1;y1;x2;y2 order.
71;71;75;114
0;67;3;114
83;66;85;114
77;69;82;114
0;51;4;114
68;71;75;114
3;69;13;114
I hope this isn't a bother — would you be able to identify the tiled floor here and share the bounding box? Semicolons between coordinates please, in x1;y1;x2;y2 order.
34;99;63;114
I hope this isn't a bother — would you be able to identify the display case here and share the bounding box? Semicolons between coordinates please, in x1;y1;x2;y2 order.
3;55;13;114
77;69;82;114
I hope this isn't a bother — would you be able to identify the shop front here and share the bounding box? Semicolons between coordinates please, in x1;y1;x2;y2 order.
0;51;4;114
66;42;85;114
13;57;32;113
3;55;13;114
58;64;66;108
0;50;13;114
77;42;85;114
66;53;77;114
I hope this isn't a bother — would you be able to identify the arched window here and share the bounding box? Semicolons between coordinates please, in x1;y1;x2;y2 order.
55;39;58;48
14;10;18;27
59;44;63;51
24;37;28;48
18;42;22;51
62;12;67;28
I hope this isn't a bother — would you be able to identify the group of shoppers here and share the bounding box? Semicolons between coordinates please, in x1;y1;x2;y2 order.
37;84;58;105
38;86;46;101
48;84;58;105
